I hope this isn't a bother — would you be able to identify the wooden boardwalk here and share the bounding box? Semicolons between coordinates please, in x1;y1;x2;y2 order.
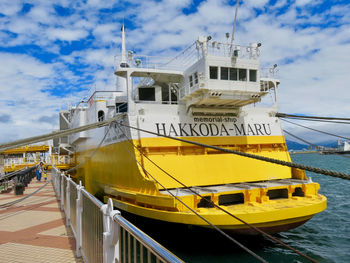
0;174;83;262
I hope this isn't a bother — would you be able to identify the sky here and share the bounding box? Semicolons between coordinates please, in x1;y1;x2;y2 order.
0;0;349;145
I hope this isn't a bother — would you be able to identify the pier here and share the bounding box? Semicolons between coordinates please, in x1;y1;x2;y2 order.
0;173;81;262
0;166;183;263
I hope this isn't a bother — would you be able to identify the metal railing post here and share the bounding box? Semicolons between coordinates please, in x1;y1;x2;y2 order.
60;173;65;211
76;181;84;258
52;168;57;197
101;198;121;263
55;169;58;195
66;175;71;226
52;168;56;195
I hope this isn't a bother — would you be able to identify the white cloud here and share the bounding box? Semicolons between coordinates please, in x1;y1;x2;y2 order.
0;2;22;16
0;53;53;78
295;0;322;7
0;0;349;145
47;28;89;41
243;0;269;8
26;5;54;24
93;23;120;43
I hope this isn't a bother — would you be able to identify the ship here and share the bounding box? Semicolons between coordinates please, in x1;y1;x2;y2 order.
57;25;327;234
320;140;350;155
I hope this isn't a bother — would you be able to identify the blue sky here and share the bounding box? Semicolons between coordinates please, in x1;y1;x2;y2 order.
0;0;350;144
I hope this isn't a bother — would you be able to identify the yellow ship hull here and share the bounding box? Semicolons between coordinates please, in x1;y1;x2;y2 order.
106;194;326;234
74;134;327;234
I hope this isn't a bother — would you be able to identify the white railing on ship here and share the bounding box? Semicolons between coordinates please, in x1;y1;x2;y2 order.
260;67;279;79
114;42;199;72
51;166;183;263
114;41;262;73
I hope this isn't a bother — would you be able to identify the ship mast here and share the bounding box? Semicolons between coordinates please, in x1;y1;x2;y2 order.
120;23;128;68
116;22;128;92
229;0;240;55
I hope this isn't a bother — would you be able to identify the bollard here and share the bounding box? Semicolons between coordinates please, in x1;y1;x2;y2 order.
14;182;24;195
14;176;24;195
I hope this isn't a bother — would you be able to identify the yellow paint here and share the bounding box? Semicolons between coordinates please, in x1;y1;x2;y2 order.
4;163;36;172
74;134;326;231
107;194;326;228
1;145;49;154
75;140;158;196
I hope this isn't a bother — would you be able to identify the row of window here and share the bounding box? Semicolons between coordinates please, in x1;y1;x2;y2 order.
210;66;257;82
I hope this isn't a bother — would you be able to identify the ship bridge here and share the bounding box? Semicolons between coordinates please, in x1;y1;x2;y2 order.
114;36;280;111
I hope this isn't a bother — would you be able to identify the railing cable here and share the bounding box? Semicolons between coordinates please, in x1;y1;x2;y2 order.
115;123;318;263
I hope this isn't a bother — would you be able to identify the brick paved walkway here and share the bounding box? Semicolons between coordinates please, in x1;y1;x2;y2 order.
0;174;83;262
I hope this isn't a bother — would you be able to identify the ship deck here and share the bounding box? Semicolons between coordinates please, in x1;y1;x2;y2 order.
160;178;309;196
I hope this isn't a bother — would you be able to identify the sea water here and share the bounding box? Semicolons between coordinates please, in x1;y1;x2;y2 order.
130;153;350;263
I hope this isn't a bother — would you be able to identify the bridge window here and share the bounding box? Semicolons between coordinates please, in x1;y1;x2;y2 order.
98;110;105;122
230;68;238;80
139;87;155;101
239;68;247;81
194;72;198;84
221;67;229;80
250;69;257;82
210;66;218;79
189;75;193;87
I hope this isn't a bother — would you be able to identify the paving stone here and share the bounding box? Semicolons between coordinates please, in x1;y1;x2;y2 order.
0;173;83;262
0;243;83;263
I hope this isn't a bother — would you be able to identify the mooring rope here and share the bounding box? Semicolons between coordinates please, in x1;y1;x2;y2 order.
283;130;319;148
66;123;113;173
281;119;350;141
118;123;350;181
276;113;350;122
0;114;126;152
280;117;350;125
115;123;318;263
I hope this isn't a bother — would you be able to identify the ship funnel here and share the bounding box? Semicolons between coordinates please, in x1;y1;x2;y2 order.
120;23;129;68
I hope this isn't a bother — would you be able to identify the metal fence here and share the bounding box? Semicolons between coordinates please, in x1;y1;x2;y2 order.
51;166;183;263
0;166;36;195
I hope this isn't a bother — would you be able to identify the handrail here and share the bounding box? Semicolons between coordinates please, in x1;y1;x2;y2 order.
114;214;183;263
81;187;104;208
51;165;183;263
